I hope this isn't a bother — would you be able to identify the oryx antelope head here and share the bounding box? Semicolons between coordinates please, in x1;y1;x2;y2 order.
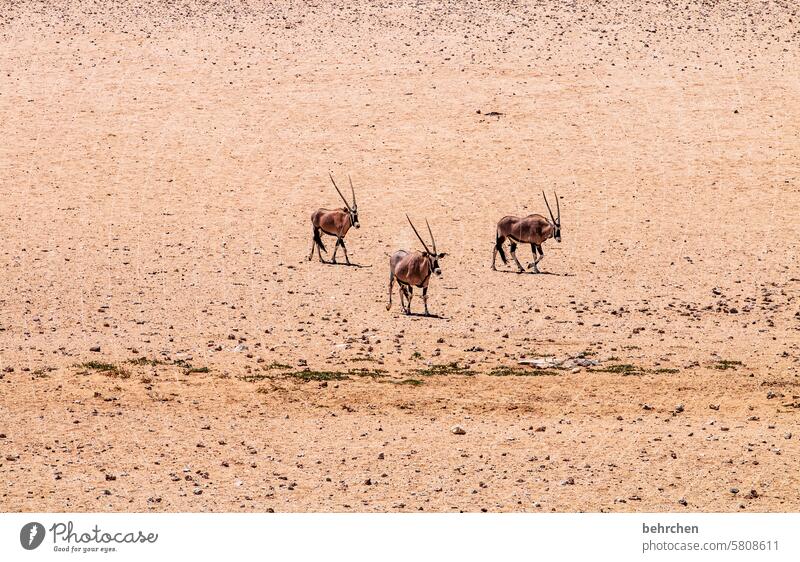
542;190;561;242
407;214;446;277
329;172;359;229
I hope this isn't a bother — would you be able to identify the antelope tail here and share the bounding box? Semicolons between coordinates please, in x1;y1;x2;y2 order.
495;231;507;264
387;267;395;310
313;227;326;253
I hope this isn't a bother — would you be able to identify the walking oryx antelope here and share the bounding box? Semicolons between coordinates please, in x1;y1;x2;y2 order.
309;173;360;264
387;215;447;316
492;191;561;273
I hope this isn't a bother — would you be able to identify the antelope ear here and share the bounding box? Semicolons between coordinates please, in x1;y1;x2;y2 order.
438;252;447;258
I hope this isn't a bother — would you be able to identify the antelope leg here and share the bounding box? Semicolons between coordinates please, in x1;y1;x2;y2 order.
406;286;413;314
340;238;350;265
309;234;316;261
423;286;430;316
330;238;341;263
527;243;541;272
531;244;544;273
317;240;325;263
387;271;394;311
509;241;525;273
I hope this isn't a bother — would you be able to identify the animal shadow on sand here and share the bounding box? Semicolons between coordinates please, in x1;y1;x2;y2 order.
493;268;571;277
321;260;372;268
403;311;447;320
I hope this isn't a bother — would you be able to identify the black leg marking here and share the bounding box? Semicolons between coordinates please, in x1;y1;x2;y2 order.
509;241;525;272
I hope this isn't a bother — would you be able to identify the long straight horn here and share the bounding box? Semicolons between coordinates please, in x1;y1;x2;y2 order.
348;175;356;208
554;191;560;222
425;218;437;255
542;190;556;223
329;173;352;211
406;214;431;254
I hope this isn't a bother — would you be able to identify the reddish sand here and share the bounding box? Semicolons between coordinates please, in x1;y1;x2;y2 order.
0;1;798;512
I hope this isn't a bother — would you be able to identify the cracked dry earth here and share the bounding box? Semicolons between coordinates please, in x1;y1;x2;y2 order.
1;1;799;511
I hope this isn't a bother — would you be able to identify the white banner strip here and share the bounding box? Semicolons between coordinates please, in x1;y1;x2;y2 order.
1;513;798;561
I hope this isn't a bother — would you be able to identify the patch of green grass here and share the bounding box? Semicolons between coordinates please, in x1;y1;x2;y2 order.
290;370;350;382
185;366;210;375
395;378;424;386
411;362;476;377
127;357;166;367
264;362;292;370
240;373;271;382
594;363;644;375
411;351;423;360
650;368;680;374
80;361;117;371
346;368;387;378
78;361;130;379
242;367;387;383
285;368;387;382
712;360;743;371
488;366;559;377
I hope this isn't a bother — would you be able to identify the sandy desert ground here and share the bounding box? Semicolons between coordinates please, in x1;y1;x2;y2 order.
1;0;799;512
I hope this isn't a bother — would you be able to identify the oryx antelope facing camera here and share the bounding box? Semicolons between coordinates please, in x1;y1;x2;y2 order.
492;191;562;273
387;215;447;316
309;173;360;264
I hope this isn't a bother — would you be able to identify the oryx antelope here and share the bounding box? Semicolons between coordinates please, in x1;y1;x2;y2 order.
492;191;561;273
387;215;447;316
309;173;360;264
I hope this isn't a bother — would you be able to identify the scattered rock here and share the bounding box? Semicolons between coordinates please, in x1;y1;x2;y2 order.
451;425;466;435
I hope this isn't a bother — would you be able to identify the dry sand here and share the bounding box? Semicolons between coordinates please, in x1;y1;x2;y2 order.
1;0;798;512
